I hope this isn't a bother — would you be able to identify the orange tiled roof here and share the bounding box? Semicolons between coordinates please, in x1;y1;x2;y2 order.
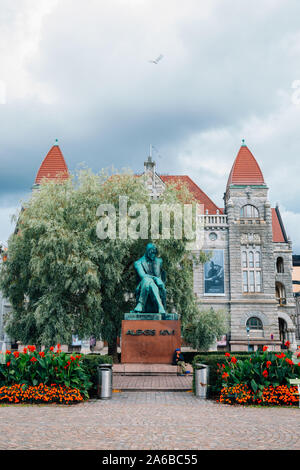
35;144;69;184
160;175;223;214
271;208;286;243
227;145;265;187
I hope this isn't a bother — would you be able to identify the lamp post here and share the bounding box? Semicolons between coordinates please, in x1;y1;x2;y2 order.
246;326;250;352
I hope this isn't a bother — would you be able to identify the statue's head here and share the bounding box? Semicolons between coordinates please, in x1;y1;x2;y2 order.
145;243;157;261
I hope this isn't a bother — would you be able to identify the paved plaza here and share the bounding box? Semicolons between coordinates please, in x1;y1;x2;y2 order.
0;391;299;450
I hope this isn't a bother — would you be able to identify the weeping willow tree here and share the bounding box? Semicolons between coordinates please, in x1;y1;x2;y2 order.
0;168;226;361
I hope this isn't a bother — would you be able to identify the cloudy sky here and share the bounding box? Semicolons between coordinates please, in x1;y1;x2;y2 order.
1;0;300;250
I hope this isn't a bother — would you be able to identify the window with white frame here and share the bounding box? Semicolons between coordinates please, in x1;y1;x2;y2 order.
240;204;259;218
242;247;262;293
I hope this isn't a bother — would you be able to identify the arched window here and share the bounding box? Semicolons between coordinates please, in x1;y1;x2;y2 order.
246;317;263;330
276;257;284;273
240;205;259;218
275;282;286;305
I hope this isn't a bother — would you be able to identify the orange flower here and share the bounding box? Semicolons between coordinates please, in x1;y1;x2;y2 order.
263;346;268;352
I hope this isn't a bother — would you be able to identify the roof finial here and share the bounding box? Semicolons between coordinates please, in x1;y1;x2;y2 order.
241;138;246;147
55;138;58;146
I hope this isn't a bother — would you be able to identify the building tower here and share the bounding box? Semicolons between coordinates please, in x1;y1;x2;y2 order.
224;141;296;351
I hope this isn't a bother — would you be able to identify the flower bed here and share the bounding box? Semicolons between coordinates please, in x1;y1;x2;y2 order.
0;344;92;403
218;384;299;406
215;342;300;406
0;383;84;405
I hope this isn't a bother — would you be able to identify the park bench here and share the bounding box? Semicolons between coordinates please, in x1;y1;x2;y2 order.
288;379;300;408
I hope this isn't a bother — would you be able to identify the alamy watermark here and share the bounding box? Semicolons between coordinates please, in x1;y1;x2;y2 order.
96;196;205;250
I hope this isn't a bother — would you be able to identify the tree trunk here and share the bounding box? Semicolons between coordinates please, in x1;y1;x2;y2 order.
108;339;119;363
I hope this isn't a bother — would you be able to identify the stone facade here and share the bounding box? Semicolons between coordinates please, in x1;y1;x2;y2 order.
143;147;298;352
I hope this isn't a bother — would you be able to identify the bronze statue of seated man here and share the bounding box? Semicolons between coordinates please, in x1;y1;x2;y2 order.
133;243;166;314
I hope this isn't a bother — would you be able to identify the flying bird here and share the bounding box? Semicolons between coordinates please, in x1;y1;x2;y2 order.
149;54;164;64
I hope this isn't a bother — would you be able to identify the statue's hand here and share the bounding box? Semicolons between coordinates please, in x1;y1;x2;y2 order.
154;277;165;289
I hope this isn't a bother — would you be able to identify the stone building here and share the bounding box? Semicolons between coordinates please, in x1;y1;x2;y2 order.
142;142;298;352
0;140;298;352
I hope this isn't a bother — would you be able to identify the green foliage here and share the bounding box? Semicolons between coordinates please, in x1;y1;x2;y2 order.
80;354;113;397
0;168;224;357
192;353;253;396
0;345;92;397
183;307;227;352
216;348;300;397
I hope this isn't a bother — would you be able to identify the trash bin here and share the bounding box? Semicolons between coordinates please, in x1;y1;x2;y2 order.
97;364;113;399
194;363;209;399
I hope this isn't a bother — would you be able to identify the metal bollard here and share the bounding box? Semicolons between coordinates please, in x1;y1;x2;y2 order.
195;363;209;399
97;364;113;399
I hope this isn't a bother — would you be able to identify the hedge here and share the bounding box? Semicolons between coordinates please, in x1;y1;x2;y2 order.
80;354;113;397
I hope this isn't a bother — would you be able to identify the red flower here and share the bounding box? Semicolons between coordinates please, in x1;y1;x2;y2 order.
13;351;19;358
225;352;230;357
262;370;268;378
263;346;268;352
230;356;237;364
285;341;290;348
56;343;61;349
39;351;45;358
50;346;54;351
70;356;76;361
30;357;37;363
285;358;293;365
266;361;272;368
222;372;229;379
6;361;10;367
23;347;27;354
5;350;11;355
28;345;36;353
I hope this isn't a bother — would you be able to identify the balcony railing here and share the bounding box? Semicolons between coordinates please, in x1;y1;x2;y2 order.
198;214;228;227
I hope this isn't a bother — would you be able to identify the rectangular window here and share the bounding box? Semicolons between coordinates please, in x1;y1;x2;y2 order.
256;271;261;292
243;271;248;292
249;271;255;292
241;246;262;293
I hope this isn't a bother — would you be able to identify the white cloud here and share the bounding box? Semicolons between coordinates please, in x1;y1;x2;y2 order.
1;0;300;251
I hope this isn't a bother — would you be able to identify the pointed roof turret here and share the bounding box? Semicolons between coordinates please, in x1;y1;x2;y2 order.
227;141;265;189
34;140;69;185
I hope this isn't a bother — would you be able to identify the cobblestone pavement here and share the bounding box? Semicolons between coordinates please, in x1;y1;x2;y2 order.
113;374;193;390
0;392;299;450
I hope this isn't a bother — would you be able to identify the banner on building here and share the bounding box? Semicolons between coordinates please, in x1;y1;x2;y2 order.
204;249;225;295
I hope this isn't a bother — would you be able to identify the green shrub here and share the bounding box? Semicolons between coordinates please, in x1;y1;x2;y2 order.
81;354;113;397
